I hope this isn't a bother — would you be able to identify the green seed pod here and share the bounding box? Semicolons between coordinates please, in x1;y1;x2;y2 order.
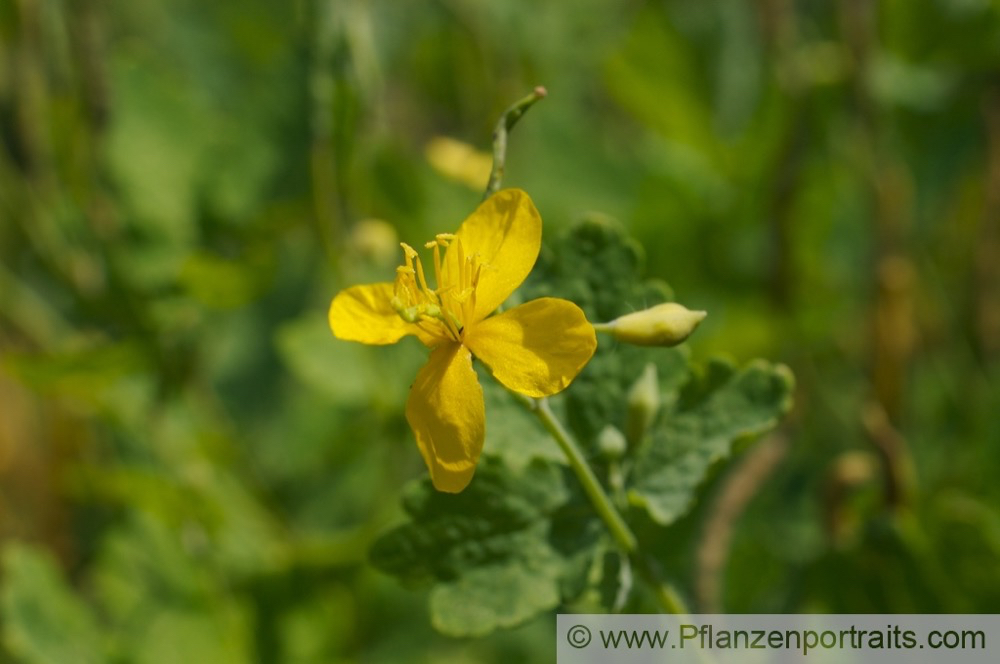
625;363;660;447
601;302;706;347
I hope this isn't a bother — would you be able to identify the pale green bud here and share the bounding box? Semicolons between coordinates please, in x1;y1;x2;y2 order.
597;424;628;460
349;218;399;265
625;363;660;447
600;302;706;347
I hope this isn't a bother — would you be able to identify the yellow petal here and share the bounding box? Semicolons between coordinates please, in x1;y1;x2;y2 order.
464;297;596;398
446;188;541;322
329;283;437;346
405;342;485;493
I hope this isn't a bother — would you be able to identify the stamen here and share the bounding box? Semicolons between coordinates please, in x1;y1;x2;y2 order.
393;270;408;299
416;320;442;338
391;234;479;343
431;242;444;293
469;260;482;319
461;289;471;327
472;260;482;288
456;239;466;293
400;243;418;276
461;251;480;324
442;309;462;340
414;255;432;299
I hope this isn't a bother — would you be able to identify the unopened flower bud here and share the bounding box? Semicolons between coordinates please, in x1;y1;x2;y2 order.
425;136;493;191
600;303;706;347
597;424;627;461
625;363;660;447
349;218;399;265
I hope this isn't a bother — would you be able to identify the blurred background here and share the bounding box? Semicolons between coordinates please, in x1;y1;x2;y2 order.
1;0;999;661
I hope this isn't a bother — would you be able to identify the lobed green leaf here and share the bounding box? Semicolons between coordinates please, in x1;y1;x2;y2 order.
369;458;601;636
628;359;795;525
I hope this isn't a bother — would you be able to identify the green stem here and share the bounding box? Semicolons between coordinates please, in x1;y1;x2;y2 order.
516;394;692;615
632;556;690;616
483;86;547;200
526;395;637;553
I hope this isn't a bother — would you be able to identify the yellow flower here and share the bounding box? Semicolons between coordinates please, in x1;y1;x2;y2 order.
329;189;597;493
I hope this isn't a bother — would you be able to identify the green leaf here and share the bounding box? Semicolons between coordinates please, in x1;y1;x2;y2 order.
130;605;253;664
525;213;668;324
427;543;563;637
91;514;217;619
1;544;106;664
563;343;689;453
179;250;271;310
604;7;719;160
1;343;149;421
106;57;204;245
89;514;255;662
628;359;795;525
275;312;420;409
369;458;594;637
106;49;279;243
523;215;688;450
479;375;565;468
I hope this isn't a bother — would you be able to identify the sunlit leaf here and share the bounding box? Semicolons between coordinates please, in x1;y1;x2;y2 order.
628;359;795;525
369;458;598;636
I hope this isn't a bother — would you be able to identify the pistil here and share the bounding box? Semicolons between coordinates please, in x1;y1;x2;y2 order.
392;239;469;342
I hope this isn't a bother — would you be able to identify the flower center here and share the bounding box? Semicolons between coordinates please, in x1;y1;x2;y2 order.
391;234;483;342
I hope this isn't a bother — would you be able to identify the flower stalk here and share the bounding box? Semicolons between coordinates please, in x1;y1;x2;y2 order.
515;392;691;615
519;394;638;553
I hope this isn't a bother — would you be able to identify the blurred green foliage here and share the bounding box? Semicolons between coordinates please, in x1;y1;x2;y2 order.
1;0;999;662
